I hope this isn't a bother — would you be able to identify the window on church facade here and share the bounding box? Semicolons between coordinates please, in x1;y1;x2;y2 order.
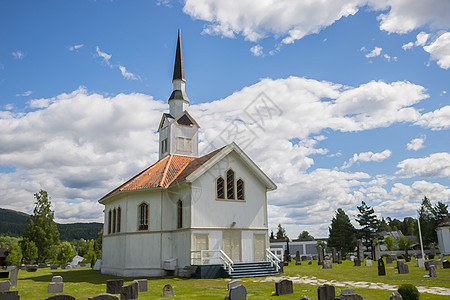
139;203;149;230
117;207;121;233
226;169;235;199
177;200;183;229
113;209;116;233
237;179;245;200
177;137;192;152
108;210;112;234
216;177;225;199
161;139;168;154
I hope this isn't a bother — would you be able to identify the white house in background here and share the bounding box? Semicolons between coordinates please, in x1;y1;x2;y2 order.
437;216;450;255
99;30;277;277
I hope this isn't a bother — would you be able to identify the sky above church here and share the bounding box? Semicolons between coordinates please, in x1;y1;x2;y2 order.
1;0;449;238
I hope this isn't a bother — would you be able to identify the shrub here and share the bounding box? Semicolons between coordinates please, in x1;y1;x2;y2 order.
398;284;420;300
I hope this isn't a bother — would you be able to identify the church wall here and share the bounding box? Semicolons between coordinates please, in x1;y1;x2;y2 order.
161;185;191;231
191;151;268;230
170;122;199;156
170;230;191;268
125;190;162;232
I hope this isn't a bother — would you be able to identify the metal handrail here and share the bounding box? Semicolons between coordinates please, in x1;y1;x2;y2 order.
266;248;281;271
218;250;234;274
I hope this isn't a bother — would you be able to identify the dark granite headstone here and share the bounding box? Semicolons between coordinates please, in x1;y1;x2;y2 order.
0;272;9;279
301;256;307;261
372;243;381;261
275;279;293;296
443;260;450;269
295;260;302;265
0;280;11;292
88;293;119;300
120;281;138;300
295;251;301;262
38;263;47;268
228;280;241;290
44;295;75;300
429;265;437;278
425;260;436;271
48;282;64;294
378;258;386;276
26;265;37;272
136;279;147;292
284;249;292;262
386;255;393;264
353;259;361;267
338;251;343;262
50;265;58;270
0;290;20;300
317;284;335;300
318;245;324;266
429;243;436;259
404;246;410;262
228;284;247;300
308;261;312;265
331;248;337;263
322;260;332;269
9;267;18;287
106;279;123;294
397;261;409;274
162;284;175;297
299;296;310;300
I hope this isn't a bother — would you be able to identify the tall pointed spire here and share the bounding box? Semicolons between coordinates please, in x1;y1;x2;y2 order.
173;29;185;82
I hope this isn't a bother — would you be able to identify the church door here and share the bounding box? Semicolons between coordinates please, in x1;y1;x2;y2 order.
193;233;209;265
223;230;241;262
254;234;266;262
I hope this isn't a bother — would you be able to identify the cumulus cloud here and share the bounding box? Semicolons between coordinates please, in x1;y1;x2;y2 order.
397;153;450;178
416;105;450;130
12;50;25;59
16;90;32;97
119;65;139;80
407;136;426;151
423;32;450;69
250;45;264;56
95;46;112;66
365;46;383;58
342;150;392;169
69;44;84;51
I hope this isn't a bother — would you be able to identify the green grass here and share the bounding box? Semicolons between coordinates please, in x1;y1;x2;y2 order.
2;258;450;299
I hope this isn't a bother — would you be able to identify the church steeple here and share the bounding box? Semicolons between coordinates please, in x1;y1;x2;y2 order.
169;29;189;118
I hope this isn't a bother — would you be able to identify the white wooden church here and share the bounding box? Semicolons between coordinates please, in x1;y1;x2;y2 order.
99;31;278;278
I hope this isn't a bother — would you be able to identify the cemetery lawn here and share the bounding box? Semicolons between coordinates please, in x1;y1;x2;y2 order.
3;258;449;299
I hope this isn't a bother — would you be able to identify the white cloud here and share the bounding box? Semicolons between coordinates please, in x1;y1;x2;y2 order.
397;153;450;178
402;42;414;50
16;90;32;97
416;105;450;130
119;65;139;80
342;149;392;169
406;136;426;151
12;50;25;59
69;44;84;51
250;45;263;56
365;46;383;58
423;31;450;69
95;46;112;66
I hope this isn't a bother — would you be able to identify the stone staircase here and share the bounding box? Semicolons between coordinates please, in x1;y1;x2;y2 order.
226;262;280;278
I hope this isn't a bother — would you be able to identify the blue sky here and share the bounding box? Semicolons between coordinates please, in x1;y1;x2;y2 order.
1;0;449;238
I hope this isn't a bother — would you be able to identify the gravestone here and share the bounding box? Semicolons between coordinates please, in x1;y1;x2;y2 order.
429;265;437;278
0;272;9;279
356;239;364;263
20;265;27;270
301;256;307;261
228;280;241;290
52;276;63;283
9;266;19;286
85;263;91;268
44;295;76;300
308;261;312;265
162;284;175;297
0;290;20;300
397;261;409;274
365;260;372;267
317;245;324;266
50;265;58;270
390;292;403;300
404;246;410;262
312;256;317;260
443;260;450;269
106;280;123;294
322;260;332;269
275;279;293;296
88;293;119;300
299;296;310;300
425;260;436;271
26;265;37;272
295;261;302;265
0;280;11;292
284;250;291;262
429;243;436;259
136;279;148;292
335;288;363;300
417;258;425;268
60;264;67;270
386;255;393;264
48;282;64;294
353;259;361;267
38;263;47;268
378;258;385;276
338;251;343;262
228;284;247;300
436;259;443;267
317;284;335;300
93;259;102;271
372;243;381;261
120;281;138;300
80;263;86;267
331;248;337;263
295;251;301;262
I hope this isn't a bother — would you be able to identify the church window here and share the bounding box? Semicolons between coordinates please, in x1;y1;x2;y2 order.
112;209;116;233
216;177;225;199
237;179;245;200
177;137;192;152
138;203;149;230
108;210;112;234
177;200;183;229
117;207;121;233
226;169;235;199
161;139;168;154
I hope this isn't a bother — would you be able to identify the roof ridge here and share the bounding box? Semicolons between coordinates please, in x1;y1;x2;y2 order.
164;156;196;187
160;155;173;187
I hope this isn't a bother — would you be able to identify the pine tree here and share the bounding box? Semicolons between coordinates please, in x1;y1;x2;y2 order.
328;208;356;255
416;197;448;244
22;190;60;263
276;224;288;240
356;201;379;252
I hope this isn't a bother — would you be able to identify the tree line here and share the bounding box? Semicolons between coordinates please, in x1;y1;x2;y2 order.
0;190;102;266
273;196;448;255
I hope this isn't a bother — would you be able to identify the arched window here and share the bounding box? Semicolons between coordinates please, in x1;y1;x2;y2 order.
112;208;116;233
177;200;183;229
117;207;121;233
237;179;245;200
226;169;235;199
138;203;149;230
108;210;112;234
216;177;225;199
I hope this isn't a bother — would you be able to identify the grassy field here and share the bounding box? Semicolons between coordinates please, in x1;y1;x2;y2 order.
2;257;450;299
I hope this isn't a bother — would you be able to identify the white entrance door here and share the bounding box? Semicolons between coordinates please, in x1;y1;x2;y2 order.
223;230;241;262
254;234;266;262
193;233;209;264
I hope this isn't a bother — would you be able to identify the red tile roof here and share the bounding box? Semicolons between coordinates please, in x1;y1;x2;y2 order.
99;147;224;202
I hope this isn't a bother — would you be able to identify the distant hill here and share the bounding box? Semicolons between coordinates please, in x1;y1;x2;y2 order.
0;208;103;241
